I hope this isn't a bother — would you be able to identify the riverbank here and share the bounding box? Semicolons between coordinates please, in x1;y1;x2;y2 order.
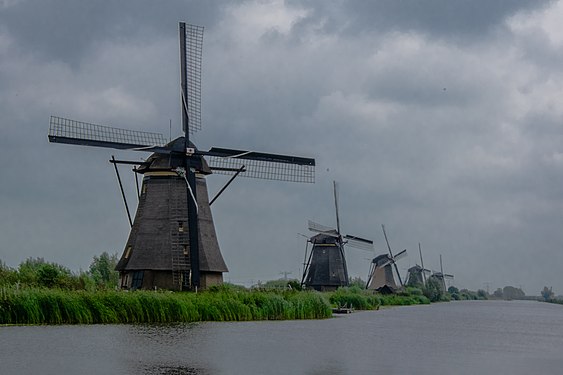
0;286;430;325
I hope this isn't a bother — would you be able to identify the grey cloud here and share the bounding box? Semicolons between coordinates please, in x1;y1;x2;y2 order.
290;0;554;41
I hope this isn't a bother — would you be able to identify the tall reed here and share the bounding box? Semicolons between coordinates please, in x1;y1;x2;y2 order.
0;287;332;325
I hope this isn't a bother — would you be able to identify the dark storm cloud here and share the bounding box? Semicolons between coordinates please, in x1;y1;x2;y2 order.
0;0;223;65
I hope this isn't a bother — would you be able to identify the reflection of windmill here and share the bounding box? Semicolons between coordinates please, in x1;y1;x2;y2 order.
405;243;431;287
48;22;315;291
366;225;407;293
429;254;454;293
301;181;373;291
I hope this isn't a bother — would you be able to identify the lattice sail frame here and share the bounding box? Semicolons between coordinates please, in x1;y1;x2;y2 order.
207;155;315;183
183;23;204;135
48;116;167;149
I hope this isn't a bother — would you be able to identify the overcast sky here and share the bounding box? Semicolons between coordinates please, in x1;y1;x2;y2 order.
1;0;563;295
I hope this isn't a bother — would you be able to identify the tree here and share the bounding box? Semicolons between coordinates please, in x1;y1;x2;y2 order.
503;286;525;300
349;277;366;289
476;289;488;300
492;288;503;299
423;277;444;302
541;286;554;302
0;259;17;286
89;252;119;288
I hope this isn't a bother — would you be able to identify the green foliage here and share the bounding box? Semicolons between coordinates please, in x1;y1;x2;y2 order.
0;260;17;286
0;253;118;292
503;286;525;300
256;278;300;291
328;286;430;310
423;277;445;302
88;252;119;289
348;277;366;289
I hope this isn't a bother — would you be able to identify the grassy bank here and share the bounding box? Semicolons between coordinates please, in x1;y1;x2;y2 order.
328;286;431;310
0;285;436;325
0;287;333;325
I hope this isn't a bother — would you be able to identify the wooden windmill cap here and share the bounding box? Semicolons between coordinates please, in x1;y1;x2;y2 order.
136;136;212;175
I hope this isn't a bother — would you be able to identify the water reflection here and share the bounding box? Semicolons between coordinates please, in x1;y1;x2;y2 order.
142;365;209;375
2;301;563;374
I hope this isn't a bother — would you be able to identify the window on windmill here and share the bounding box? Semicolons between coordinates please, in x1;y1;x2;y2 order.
178;222;184;232
125;246;132;259
183;245;189;255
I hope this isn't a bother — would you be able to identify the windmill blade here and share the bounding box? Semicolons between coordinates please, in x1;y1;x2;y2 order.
422;268;432;274
205;147;315;183
381;224;403;286
180;22;204;135
308;220;337;234
333;181;341;234
392;249;407;262
444;274;454;279
48;116;167;151
419;243;427;284
343;234;374;251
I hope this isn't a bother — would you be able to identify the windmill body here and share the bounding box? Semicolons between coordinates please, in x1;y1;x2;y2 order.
366;254;398;293
114;137;228;290
301;182;373;291
405;265;431;288
48;23;315;291
302;233;349;291
430;254;454;293
365;227;407;294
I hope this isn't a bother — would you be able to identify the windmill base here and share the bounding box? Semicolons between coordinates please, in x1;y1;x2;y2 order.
119;270;224;291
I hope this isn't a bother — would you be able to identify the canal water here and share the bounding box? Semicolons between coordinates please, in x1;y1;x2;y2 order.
1;300;563;374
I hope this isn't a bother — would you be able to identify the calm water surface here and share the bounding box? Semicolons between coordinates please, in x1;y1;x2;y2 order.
2;300;563;374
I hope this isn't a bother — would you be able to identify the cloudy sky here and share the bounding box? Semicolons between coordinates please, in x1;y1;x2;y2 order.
1;0;563;294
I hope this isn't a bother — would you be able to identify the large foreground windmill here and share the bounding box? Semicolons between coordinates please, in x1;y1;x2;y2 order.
366;225;407;293
301;181;373;291
48;22;315;291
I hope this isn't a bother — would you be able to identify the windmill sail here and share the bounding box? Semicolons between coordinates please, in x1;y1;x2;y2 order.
206;147;315;183
343;234;374;251
48;116;167;150
308;220;338;234
180;23;204;135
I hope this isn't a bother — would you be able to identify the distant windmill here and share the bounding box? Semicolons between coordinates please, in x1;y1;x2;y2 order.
301;181;373;291
405;243;431;287
48;22;315;291
366;225;407;293
429;254;454;293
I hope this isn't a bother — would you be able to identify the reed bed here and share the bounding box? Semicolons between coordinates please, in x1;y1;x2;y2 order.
0;287;332;325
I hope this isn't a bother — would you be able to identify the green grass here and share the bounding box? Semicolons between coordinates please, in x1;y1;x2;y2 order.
0;284;436;325
0;287;332;325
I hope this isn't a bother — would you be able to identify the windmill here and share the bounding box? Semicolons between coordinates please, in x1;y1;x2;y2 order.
429;254;454;293
366;225;407;293
48;22;315;291
405;243;431;287
301;181;373;291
